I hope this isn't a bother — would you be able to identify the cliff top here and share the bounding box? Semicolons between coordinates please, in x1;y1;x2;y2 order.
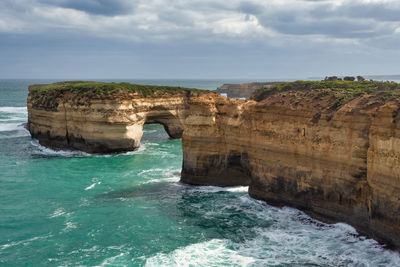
29;81;208;97
251;80;400;103
216;82;281;99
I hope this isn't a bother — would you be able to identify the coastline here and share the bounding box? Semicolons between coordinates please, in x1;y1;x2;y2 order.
26;80;400;249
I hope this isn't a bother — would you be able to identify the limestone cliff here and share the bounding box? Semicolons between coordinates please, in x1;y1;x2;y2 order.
28;80;400;249
27;82;206;153
216;82;279;99
183;81;400;248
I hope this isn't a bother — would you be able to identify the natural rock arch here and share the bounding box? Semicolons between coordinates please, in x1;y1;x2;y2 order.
28;81;400;249
143;110;184;139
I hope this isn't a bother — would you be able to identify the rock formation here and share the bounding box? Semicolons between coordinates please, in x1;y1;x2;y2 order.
28;81;400;249
27;82;204;153
216;82;279;99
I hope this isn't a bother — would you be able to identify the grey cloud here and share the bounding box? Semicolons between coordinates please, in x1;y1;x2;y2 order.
237;2;265;15
264;17;391;38
1;0;400;49
253;1;400;40
311;2;400;22
38;0;133;16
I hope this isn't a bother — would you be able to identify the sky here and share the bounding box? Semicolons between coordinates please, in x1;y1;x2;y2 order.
0;0;400;79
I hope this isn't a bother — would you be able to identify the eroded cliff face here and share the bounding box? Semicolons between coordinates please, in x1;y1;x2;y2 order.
28;83;400;248
181;90;400;248
28;85;190;153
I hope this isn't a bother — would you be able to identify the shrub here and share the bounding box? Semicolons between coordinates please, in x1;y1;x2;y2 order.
250;80;400;102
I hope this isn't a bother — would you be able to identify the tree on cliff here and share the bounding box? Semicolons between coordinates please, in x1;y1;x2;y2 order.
344;76;356;81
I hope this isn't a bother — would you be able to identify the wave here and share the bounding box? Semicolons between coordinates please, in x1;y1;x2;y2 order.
138;168;166;176
0;107;29;138
0;235;51;251
144;193;400;266
0;123;30;139
145;239;255;266
143;129;158;133
100;252;129;266
63;221;78;232
30;139;148;158
85;182;101;191
30;139;91;157
187;185;249;193
137;167;181;185
0;106;27;114
49;208;68;218
0;123;25;132
110;144;147;157
210;195;400;266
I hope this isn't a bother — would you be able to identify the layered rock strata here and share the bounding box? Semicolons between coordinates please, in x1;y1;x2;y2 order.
181;90;400;248
27;84;192;153
28;82;400;248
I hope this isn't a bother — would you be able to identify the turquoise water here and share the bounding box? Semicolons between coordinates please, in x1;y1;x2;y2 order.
1;80;400;266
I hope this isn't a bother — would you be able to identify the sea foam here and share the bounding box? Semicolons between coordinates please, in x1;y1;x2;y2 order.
30;139;91;157
145;239;255;267
0;106;29;138
0;106;27;114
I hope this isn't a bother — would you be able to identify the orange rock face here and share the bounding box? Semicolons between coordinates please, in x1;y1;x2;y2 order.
28;85;400;248
27;85;190;153
181;90;400;248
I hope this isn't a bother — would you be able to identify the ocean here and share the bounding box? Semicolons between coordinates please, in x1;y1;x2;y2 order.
1;79;400;266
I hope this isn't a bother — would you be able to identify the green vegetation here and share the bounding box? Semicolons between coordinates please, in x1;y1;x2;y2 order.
251;80;400;102
30;81;208;97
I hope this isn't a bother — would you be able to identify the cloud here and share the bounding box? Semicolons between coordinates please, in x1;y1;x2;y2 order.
0;0;399;46
38;0;133;16
1;0;400;79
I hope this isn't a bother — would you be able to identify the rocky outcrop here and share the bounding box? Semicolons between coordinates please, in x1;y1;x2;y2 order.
181;89;400;248
216;82;279;99
28;81;400;249
27;83;202;153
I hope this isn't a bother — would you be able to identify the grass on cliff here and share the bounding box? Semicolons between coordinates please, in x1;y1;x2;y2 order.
251;80;400;102
30;81;208;97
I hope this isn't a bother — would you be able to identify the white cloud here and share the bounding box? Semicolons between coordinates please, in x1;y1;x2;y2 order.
0;0;399;48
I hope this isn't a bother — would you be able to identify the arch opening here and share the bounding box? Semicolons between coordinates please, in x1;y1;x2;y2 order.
144;111;184;139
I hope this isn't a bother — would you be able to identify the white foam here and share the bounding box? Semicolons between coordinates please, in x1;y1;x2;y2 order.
49;208;67;218
0;106;29;138
63;221;78;232
186;194;400;267
30;138;150;158
0;116;26;122
0;132;30;139
226;186;249;192
188;185;249;193
141;177;180;185
232;223;400;266
143;142;159;146
30;139;91;157
0;235;50;250
0;123;24;132
97;144;147;158
0;122;30;139
137;168;181;185
99;252;128;266
143;130;157;133
145;239;255;267
0;106;27;114
85;182;101;191
138;168;166;176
